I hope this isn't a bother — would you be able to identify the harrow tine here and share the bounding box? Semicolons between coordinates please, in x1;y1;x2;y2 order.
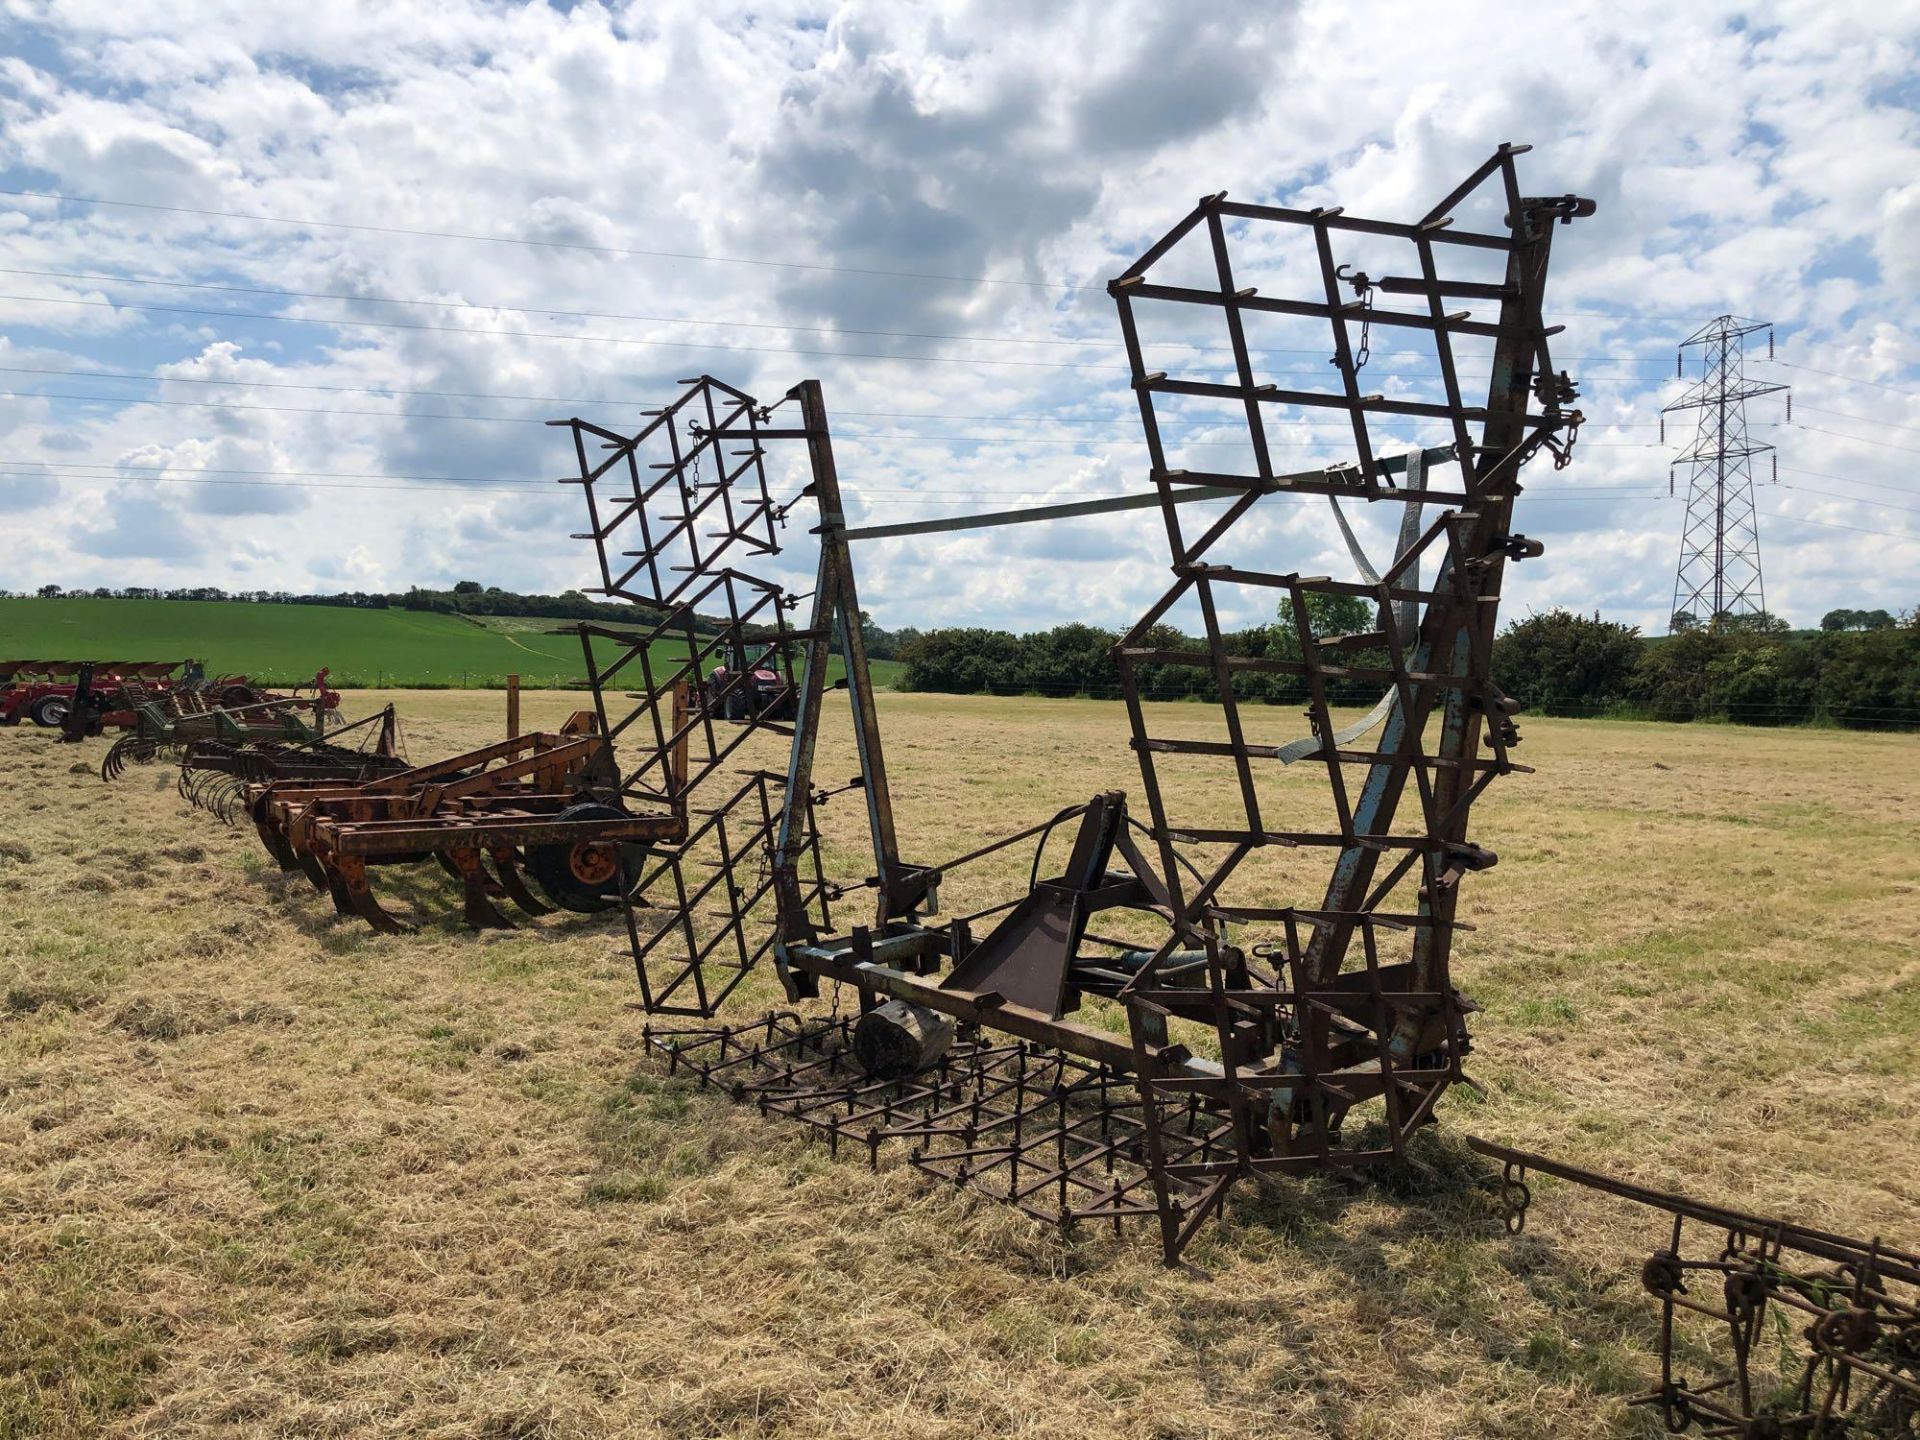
198;775;233;823
100;735;139;782
489;847;556;917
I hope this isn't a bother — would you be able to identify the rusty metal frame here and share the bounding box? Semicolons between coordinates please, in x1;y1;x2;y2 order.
1472;1139;1919;1436
246;708;686;932
568;148;1594;1267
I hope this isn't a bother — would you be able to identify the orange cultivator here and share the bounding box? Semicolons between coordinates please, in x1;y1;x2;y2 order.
248;689;691;932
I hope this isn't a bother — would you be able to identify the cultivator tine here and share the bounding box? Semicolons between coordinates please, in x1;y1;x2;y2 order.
448;847;516;929
250;798;303;872
331;855;414;934
297;848;332;892
323;863;359;918
257;823;300;871
489;847;555;917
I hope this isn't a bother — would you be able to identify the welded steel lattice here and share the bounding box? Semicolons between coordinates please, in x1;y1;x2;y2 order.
554;377;832;1014
1102;144;1592;1250
1475;1141;1919;1437
576;147;1597;1269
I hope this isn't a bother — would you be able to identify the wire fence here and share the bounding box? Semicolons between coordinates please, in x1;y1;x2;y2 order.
247;669;1920;730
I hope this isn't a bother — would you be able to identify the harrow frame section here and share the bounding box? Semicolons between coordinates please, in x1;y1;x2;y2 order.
1472;1139;1919;1437
644;1014;1238;1241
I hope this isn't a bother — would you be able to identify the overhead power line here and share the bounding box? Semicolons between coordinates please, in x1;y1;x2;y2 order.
1778;463;1917;495
0;266;1684;365
1767;361;1920;399
1776;483;1920;515
1787;424;1920;458
1756;508;1918;541
0;185;1705;321
1792;402;1920;436
0;187;1080;291
1;467;1675;505
0;386;1673;446
0;291;1137;371
0;364;1670;430
0;290;1686;379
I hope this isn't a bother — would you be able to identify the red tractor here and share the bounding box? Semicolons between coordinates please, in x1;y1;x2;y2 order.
705;662;797;722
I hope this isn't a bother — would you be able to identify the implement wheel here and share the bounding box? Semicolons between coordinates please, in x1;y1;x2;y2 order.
525;803;647;914
28;695;69;728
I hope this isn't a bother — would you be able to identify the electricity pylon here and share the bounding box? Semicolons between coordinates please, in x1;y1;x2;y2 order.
1663;316;1788;631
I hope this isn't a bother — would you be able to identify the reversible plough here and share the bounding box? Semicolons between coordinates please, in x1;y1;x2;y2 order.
42;661;338;742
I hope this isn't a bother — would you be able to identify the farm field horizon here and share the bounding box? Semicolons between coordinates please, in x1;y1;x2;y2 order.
0;597;902;690
2;688;1915;1438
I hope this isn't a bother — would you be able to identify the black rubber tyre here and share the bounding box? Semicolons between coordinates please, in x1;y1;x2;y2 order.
525;802;648;914
218;684;260;709
28;694;69;728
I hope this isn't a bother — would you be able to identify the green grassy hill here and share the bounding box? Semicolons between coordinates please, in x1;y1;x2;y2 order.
0;598;900;689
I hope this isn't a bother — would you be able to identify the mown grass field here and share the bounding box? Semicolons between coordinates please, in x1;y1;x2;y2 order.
1;691;1915;1438
0;599;903;690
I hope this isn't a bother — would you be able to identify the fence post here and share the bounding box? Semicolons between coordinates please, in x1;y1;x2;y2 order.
506;673;520;739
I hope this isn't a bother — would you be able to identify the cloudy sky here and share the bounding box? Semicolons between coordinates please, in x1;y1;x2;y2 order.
1;0;1916;635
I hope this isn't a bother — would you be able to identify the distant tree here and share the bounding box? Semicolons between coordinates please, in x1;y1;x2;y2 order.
1262;593;1380;704
36;583;62;598
1670;610;1699;633
1823;607;1896;632
1493;610;1643;714
453;579;483;595
1273;591;1373;641
1713;609;1790;635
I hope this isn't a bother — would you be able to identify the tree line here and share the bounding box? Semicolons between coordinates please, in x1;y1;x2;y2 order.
893;603;1920;729
14;583;1913;724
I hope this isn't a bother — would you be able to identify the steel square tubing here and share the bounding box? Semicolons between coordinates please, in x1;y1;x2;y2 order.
328;811;680;857
1135;372;1565;429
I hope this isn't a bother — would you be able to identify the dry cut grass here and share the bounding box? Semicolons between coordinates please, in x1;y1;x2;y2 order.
2;690;1916;1438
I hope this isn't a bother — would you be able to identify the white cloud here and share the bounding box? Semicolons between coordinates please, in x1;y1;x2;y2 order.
0;0;1915;628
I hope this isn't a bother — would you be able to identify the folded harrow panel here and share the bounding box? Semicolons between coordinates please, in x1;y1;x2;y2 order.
550;376;850;1011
